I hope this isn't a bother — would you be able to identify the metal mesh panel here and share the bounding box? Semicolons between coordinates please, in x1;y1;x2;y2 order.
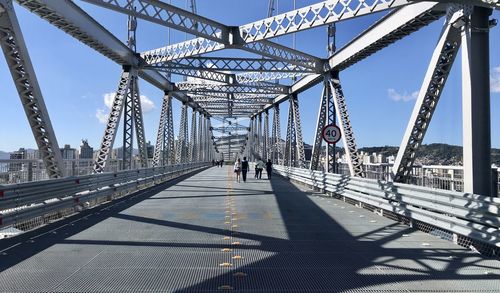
289;175;499;258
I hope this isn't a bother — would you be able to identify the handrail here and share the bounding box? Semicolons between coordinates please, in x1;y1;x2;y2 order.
0;162;210;229
273;165;500;248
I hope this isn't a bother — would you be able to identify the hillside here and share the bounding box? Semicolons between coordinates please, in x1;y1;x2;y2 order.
353;143;500;166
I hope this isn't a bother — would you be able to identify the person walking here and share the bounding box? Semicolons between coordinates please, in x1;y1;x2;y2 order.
241;157;249;182
256;159;265;179
266;159;273;179
234;158;241;183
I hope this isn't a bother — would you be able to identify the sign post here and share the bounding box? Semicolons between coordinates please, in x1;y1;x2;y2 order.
322;124;341;144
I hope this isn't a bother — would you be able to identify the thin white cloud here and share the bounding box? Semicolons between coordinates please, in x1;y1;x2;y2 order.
140;95;155;112
388;88;418;102
95;92;155;124
95;108;108;124
491;66;500;93
103;92;115;109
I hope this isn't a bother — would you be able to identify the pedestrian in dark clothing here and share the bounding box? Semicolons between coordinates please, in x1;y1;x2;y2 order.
266;159;273;179
241;157;249;182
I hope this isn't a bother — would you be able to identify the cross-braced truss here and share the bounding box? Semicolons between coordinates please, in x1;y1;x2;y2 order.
4;0;498;179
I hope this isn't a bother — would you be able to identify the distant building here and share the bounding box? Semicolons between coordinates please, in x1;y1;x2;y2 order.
79;139;94;159
60;144;76;160
10;148;26;160
9;148;26;172
146;141;154;159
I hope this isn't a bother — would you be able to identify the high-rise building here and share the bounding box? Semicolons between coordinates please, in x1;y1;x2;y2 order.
60;144;76;160
79;139;94;159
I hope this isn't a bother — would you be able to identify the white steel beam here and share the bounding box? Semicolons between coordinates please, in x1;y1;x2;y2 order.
328;74;363;177
15;0;210;114
259;1;446;115
151;57;316;73
80;0;230;43
94;69;132;173
0;0;64;178
392;7;463;182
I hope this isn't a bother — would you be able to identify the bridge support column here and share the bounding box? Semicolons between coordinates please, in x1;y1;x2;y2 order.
311;76;338;173
285;94;305;168
392;7;463;182
263;110;269;161
153;92;174;167
190;109;198;162
198;112;203;162
176;103;189;164
462;6;492;195
328;72;363;177
272;105;282;165
0;2;64;177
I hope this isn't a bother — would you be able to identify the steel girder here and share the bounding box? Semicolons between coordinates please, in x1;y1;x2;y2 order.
152;93;174;166
236;71;312;84
310;81;328;171
0;0;64;178
142;35;320;70
259;2;447;115
263;111;270;161
150;57;316;73
122;74;134;170
131;77;148;168
155;66;229;83
284;95;305;168
175;82;290;95
328;74;363;177
80;0;229;43
197;112;203;161
392;7;464;182
176;104;189;163
311;77;337;172
94;69;148;172
212;125;249;132
94;70;131;173
152;62;315;83
189;109;197;162
271;104;282;165
15;0;208;114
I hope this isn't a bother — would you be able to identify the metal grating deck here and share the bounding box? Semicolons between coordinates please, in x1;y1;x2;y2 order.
0;167;498;292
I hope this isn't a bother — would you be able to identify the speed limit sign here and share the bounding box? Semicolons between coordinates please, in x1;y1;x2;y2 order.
322;124;341;144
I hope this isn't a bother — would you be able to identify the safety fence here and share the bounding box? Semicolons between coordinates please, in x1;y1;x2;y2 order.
0;162;209;237
0;159;158;184
274;165;500;256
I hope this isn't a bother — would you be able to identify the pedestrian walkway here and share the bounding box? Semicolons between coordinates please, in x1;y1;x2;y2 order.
0;167;498;292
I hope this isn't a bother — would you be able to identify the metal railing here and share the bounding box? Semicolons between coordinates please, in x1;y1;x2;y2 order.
0;159;158;184
274;165;500;254
0;162;210;236
332;162;498;195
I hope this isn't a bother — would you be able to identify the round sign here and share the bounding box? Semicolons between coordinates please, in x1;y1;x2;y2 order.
322;124;341;144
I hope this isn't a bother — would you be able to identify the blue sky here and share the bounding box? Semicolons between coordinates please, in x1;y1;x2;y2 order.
0;1;499;152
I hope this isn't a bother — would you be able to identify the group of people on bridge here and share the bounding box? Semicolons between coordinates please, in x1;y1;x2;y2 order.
233;157;272;183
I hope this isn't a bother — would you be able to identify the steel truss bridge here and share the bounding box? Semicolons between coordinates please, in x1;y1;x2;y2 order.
0;0;499;292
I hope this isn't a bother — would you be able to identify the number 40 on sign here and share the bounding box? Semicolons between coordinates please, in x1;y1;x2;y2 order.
322;124;341;144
